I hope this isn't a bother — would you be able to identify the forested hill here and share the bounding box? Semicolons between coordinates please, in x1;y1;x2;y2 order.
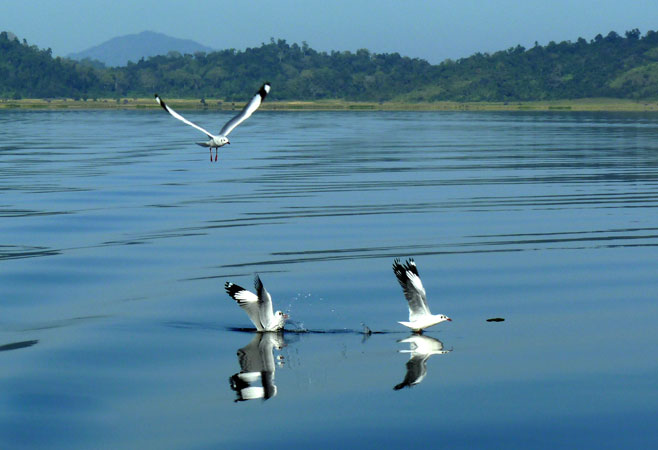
0;32;101;99
3;29;658;101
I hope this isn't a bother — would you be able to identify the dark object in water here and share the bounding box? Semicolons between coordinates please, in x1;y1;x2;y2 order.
486;318;505;322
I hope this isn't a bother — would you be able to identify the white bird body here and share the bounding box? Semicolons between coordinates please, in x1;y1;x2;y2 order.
398;315;449;332
393;258;451;332
198;135;230;148
155;82;270;161
225;275;288;331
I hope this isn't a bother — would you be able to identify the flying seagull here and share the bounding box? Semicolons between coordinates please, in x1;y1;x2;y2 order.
392;258;451;332
154;82;270;161
229;331;285;402
394;334;451;390
225;275;288;331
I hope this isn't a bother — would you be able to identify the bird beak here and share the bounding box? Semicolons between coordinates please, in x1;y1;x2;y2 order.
283;314;289;319
447;318;452;321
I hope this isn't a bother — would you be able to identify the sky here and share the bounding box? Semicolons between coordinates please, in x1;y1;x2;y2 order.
2;0;658;64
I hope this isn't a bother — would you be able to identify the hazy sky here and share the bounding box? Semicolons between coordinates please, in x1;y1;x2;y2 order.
3;0;658;63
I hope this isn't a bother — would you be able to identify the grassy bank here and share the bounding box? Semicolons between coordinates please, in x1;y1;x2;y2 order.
2;97;658;112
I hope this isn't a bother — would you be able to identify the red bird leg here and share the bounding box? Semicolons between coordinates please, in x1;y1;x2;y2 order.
214;148;218;162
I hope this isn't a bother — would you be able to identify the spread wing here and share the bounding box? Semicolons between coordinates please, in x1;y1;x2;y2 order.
155;94;215;138
254;274;275;330
225;282;263;330
393;258;431;321
219;82;270;137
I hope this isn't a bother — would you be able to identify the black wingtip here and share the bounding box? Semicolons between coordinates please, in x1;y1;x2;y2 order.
393;257;414;271
258;82;271;99
406;258;418;276
253;274;263;290
155;94;168;111
393;257;420;286
392;259;407;287
225;282;245;299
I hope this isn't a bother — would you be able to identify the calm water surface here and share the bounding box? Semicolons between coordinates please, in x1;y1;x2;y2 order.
0;110;657;448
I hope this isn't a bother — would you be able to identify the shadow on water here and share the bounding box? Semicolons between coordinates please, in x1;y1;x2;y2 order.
0;245;61;261
162;322;398;335
224;325;398;335
165;319;399;336
214;224;658;269
12;315;110;332
0;340;39;352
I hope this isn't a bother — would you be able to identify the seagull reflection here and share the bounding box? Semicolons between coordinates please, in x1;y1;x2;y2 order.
229;332;286;402
394;335;451;390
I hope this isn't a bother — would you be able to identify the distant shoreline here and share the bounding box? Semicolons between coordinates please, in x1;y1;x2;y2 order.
2;97;658;112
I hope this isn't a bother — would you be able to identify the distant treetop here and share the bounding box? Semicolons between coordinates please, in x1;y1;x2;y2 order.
3;29;658;101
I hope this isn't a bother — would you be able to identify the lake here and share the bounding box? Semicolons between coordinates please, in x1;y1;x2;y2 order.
0;109;657;449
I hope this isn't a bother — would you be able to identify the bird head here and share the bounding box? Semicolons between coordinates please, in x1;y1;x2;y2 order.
275;310;289;327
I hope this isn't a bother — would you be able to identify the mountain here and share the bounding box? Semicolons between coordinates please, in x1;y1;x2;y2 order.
67;30;214;67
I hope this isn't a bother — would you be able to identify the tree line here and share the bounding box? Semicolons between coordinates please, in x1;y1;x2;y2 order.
3;30;658;102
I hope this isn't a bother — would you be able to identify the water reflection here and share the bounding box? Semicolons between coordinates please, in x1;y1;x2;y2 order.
394;335;451;391
1;111;656;447
229;332;286;402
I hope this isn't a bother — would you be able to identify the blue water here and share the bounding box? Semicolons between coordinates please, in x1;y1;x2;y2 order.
0;110;657;449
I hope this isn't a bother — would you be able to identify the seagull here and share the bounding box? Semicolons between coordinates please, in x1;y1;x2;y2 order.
225;275;289;331
394;334;451;390
392;258;451;332
229;331;285;402
154;82;270;161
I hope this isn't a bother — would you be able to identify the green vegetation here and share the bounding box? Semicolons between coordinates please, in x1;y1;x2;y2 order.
0;32;100;99
412;29;658;102
5;97;658;112
4;29;658;103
